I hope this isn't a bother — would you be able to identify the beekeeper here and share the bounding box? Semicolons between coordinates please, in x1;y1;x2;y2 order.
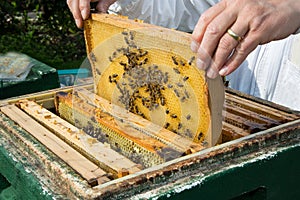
67;0;300;111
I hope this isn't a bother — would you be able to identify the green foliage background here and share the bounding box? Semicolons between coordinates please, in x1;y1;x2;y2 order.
0;0;86;69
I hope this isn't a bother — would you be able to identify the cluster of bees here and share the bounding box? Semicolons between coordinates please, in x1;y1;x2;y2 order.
72;105;149;167
99;30;201;140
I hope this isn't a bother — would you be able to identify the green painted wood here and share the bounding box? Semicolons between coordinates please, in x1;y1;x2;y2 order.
159;144;300;200
0;86;299;199
0;173;10;193
0;140;53;200
0;53;60;99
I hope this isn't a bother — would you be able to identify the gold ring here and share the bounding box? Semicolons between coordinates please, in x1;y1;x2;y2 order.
227;28;243;42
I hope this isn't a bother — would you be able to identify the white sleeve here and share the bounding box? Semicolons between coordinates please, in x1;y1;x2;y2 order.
111;0;219;32
228;35;300;111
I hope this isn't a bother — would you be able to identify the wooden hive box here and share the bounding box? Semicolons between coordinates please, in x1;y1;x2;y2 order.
0;14;300;199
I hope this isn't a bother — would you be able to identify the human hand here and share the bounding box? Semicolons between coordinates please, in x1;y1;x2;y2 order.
191;0;300;79
67;0;117;28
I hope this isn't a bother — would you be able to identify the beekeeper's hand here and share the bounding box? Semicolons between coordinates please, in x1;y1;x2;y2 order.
67;0;116;28
191;0;300;79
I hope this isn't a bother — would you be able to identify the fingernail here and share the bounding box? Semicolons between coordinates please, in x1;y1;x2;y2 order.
207;68;217;79
219;66;228;76
196;58;206;70
190;40;200;53
81;9;88;20
75;19;81;28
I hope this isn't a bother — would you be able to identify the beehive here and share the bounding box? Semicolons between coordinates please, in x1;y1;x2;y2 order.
0;14;300;199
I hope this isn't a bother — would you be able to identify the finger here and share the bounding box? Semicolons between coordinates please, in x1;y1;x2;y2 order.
191;1;226;52
97;0;116;13
67;0;83;28
79;0;91;20
209;18;249;78
197;10;237;75
219;35;260;76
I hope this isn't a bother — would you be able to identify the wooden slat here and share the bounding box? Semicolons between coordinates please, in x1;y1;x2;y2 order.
18;100;141;178
75;88;204;153
221;122;248;142
222;111;267;134
56;92;188;168
225;93;298;121
224;100;281;126
0;104;110;185
84;14;191;55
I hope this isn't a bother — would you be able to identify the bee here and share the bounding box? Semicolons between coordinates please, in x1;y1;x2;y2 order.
180;96;186;102
186;114;191;120
117;47;125;53
109;75;117;83
171;114;177;118
188;56;195;65
176;82;184;87
224;80;230;87
129;43;137;49
119;61;128;70
160;97;166;106
164;122;170;129
90;52;97;62
165;109;170;114
122;31;128;35
184;90;190;99
185;129;192;137
178;123;182;129
91;116;96;123
95;68;101;75
172;56;178;65
139;112;146;118
129;83;136;89
109;56;113;62
124;37;130;45
167;84;173;88
141;58;148;65
183;76;189;82
139;51;148;57
129;31;134;40
116;83;122;91
173;68;180;74
179;60;185;66
174;89;180;97
163;74;169;84
112;74;118;78
197;132;204;141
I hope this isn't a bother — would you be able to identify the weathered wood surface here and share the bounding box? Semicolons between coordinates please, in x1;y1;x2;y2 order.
0;104;110;185
18;99;141;178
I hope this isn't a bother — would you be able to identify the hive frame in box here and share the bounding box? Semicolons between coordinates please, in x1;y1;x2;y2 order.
84;13;225;147
0;84;299;199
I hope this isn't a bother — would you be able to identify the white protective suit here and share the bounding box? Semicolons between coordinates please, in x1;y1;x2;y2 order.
111;0;300;111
